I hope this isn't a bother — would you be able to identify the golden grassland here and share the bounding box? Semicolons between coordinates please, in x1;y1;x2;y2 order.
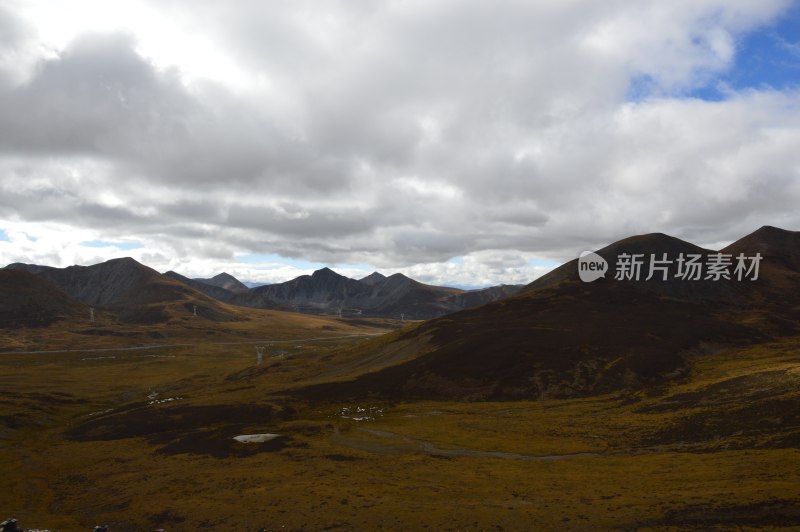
2;316;800;530
0;302;394;352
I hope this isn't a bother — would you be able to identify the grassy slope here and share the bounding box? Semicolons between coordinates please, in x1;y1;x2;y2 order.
0;301;392;352
2;326;800;529
293;281;779;402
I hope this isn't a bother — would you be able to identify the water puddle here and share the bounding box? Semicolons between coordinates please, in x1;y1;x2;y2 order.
233;433;281;443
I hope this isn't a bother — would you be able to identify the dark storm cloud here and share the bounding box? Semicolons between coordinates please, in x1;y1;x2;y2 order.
0;33;185;153
0;32;297;195
226;204;375;239
0;189;137;224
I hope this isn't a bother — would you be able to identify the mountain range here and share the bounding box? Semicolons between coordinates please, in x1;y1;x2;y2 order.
297;226;800;401
5;225;798;404
3;259;523;325
164;266;522;319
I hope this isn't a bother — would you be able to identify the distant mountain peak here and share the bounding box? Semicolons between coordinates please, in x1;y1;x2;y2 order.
606;232;707;250
199;272;248;291
312;267;341;279
746;225;797;244
592;232;711;263
757;224;790;234
724;225;799;249
722;226;800;269
359;272;387;285
4;262;54;274
380;272;418;290
106;256;142;266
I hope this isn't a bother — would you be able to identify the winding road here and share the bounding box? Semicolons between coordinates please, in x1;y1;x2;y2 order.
2;333;382;355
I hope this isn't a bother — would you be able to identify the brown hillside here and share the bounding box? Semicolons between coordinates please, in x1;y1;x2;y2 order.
297;228;800;401
0;269;87;328
7;258;244;324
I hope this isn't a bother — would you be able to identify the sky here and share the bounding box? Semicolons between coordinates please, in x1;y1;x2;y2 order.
0;0;798;287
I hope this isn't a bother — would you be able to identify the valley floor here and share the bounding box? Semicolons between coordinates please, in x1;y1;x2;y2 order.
2;330;800;530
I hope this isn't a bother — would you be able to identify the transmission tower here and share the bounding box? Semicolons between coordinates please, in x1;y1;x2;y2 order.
256;345;266;365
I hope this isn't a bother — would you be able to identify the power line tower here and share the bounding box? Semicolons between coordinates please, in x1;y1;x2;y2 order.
90;307;95;323
400;313;405;322
193;305;197;317
255;346;266;365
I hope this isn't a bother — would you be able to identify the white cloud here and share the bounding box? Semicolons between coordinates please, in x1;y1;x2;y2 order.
0;0;798;286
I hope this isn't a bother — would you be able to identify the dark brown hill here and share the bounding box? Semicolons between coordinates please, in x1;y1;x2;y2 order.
0;269;86;328
6;258;241;324
297;227;800;401
449;284;526;308
164;271;239;303
196;272;249;292
723;225;800;269
721;225;800;307
229;267;354;313
359;272;387;286
526;232;741;301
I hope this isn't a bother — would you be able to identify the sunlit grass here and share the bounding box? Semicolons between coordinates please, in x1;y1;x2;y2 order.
2;325;800;529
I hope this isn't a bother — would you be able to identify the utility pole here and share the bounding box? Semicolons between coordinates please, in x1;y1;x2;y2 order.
90;307;95;323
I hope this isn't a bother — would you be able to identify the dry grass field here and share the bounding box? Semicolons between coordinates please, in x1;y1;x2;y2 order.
2;311;800;530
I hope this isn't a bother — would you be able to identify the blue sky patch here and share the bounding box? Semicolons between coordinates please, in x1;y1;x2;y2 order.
528;258;561;268
81;240;143;250
237;253;374;275
236;253;326;270
627;74;658;102
691;5;800;101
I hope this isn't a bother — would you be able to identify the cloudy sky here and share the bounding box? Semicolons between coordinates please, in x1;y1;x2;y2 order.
0;0;798;287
